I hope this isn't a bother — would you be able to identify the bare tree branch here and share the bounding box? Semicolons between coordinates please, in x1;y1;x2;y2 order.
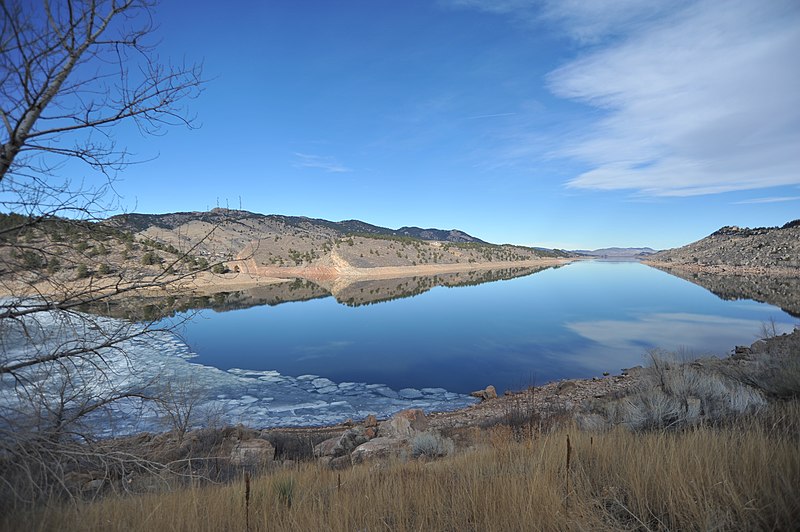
0;0;211;509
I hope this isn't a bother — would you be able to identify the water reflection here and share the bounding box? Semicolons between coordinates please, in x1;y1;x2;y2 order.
175;261;797;395
78;261;800;396
324;265;558;306
648;264;800;317
84;265;557;319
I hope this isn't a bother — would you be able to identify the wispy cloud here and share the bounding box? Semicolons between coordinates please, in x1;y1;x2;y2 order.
733;196;800;205
293;153;352;173
549;0;800;197
443;0;680;43
464;112;517;120
444;0;800;198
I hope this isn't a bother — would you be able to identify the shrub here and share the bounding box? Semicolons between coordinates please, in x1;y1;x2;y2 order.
608;351;767;430
75;263;89;279
96;263;111;275
46;257;60;273
211;263;227;274
141;251;160;265
411;431;454;458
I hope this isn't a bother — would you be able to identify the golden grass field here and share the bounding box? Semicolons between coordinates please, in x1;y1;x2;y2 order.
7;400;799;532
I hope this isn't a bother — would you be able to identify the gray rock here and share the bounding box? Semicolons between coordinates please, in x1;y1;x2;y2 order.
313;428;369;458
328;454;352;470
378;408;429;438
470;385;498;401
230;439;275;467
351;437;409;464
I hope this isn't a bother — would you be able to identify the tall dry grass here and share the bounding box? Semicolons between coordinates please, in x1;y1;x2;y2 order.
6;401;799;532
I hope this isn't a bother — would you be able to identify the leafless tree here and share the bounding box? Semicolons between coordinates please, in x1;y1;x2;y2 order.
0;0;210;507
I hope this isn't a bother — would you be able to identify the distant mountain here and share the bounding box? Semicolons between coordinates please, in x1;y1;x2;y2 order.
646;220;800;269
573;247;658;258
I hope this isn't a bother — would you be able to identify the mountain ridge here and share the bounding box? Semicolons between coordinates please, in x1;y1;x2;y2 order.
102;208;573;281
106;209;488;244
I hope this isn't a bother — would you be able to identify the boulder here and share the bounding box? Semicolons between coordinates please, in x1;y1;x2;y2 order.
313;428;369;458
470;385;498;401
556;381;577;395
313;436;342;458
378;409;429;439
230;439;275;467
328;455;352;470
364;414;378;428
351;437;409;464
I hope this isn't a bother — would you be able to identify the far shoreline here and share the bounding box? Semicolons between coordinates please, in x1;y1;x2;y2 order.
1;257;577;299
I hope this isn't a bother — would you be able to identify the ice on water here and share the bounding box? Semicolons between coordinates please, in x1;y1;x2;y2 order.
0;305;475;437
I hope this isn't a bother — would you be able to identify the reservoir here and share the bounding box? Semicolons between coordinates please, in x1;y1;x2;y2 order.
179;260;796;398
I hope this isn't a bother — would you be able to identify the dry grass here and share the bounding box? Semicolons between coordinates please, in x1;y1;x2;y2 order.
6;401;799;532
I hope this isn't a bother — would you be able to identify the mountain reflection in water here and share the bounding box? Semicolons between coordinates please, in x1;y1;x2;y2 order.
170;261;796;395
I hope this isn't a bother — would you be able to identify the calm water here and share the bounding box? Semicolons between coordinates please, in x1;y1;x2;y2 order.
178;261;796;395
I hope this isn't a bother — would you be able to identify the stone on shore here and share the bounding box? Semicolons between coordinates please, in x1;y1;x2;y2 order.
470;385;497;401
378;408;429;438
230;439;275;467
351;437;410;464
313;427;370;458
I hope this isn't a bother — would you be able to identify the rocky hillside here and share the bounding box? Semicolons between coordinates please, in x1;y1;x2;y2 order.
647;220;800;270
1;210;572;292
104;209;572;277
107;209;487;246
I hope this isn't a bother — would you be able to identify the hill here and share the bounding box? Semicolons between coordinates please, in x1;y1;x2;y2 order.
104;209;572;279
643;220;800;316
106;209;487;245
646;220;800;271
0;210;573;298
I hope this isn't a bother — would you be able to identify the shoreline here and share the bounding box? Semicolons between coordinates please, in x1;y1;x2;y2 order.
233;257;575;283
643;259;800;277
1;258;575;299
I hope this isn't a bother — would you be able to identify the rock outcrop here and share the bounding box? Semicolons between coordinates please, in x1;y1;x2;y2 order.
470;385;498;401
314;409;446;468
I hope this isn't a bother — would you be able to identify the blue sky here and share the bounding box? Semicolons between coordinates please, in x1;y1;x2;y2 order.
103;0;799;249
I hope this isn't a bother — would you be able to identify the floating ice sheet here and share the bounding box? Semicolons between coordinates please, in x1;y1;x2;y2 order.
0;303;476;437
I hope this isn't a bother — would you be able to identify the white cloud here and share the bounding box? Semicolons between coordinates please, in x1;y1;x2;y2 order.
733;195;800;205
444;0;800;197
441;0;681;42
538;0;684;43
293;153;352;173
464;112;517;120
549;0;800;196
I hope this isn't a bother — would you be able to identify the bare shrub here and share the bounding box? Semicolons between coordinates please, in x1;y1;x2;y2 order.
0;0;206;509
411;431;454;458
724;331;800;399
611;350;767;430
